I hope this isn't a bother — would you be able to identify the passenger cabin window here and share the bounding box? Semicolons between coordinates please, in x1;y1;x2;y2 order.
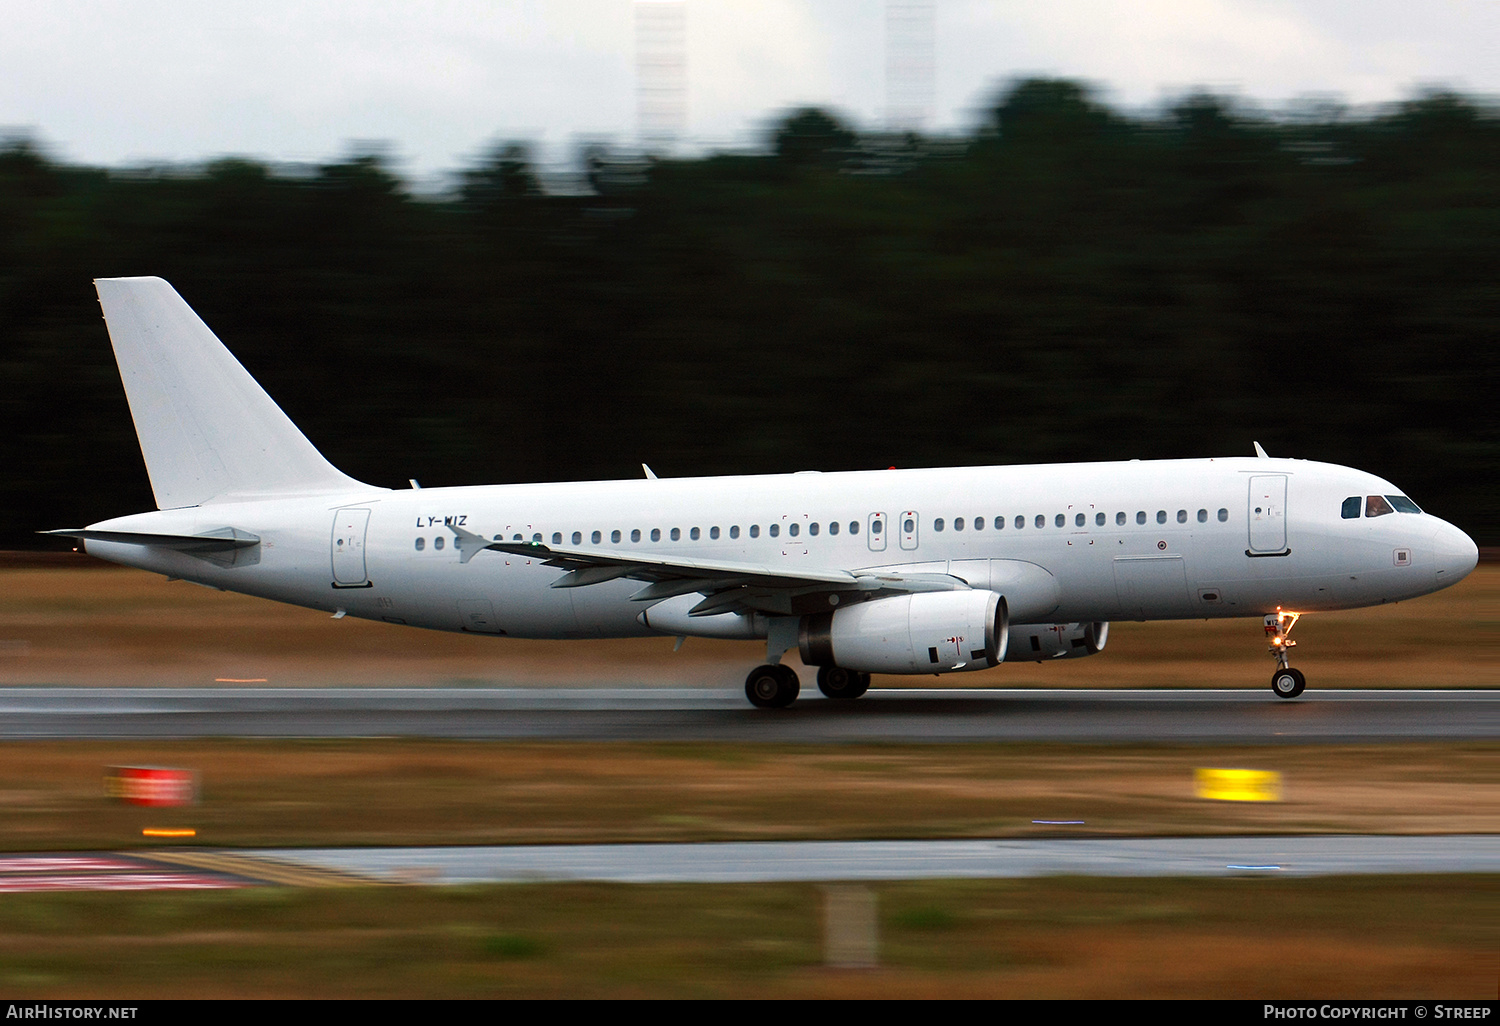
1366;495;1395;518
729;526;740;539
670;528;680;541
849;521;859;535
631;529;641;542
1341;496;1362;519
1136;511;1147;525
593;531;602;544
414;537;425;551
1096;512;1105;526
1116;512;1126;526
769;524;779;537
955;518;964;531
611;530;621;543
1198;509;1208;523
709;527;718;540
434;536;444;550
809;523;819;536
651;528;662;542
572;531;582;545
788;523;799;537
1076;513;1086;527
1177;510;1187;524
828;522;838;535
1034;515;1045;529
934;518;945;532
974;516;984;531
1156;511;1167;524
750;525;759;538
690;527;701;540
1217;508;1229;522
1016;516;1025;529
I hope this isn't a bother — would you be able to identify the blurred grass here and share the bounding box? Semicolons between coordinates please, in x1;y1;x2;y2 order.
0;876;1490;998
0;740;1493;851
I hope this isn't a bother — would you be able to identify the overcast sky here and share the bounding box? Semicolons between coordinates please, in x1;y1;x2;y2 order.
1;1;1494;180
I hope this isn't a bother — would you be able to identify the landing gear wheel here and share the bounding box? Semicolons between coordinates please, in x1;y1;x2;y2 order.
745;664;800;709
1271;667;1306;700
816;666;870;700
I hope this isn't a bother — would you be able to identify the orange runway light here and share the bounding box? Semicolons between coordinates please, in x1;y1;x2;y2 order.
215;678;267;682
141;828;197;838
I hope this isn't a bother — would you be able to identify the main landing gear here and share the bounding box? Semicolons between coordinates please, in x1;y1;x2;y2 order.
745;664;800;709
816;665;871;701
1265;609;1306;699
744;664;872;708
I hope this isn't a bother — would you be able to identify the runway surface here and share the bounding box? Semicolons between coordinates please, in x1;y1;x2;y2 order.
259;835;1500;882
6;835;1496;891
0;686;1495;742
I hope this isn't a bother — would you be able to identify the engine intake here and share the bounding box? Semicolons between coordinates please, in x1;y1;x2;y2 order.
799;590;1008;674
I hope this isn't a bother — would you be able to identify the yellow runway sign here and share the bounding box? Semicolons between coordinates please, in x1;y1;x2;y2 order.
1195;768;1282;802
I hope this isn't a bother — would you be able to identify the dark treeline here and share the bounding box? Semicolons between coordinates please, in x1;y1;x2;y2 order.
1;79;1496;546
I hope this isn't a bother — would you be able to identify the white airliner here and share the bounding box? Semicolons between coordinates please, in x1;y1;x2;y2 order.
51;278;1479;707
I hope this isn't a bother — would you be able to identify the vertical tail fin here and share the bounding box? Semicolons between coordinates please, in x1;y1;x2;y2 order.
95;277;369;508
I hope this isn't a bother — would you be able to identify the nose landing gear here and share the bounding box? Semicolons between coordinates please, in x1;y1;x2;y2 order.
1265;609;1305;699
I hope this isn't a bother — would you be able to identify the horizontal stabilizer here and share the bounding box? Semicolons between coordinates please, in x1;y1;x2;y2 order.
44;526;260;550
44;526;261;568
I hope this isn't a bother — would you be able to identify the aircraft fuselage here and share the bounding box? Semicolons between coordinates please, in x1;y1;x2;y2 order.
83;455;1476;639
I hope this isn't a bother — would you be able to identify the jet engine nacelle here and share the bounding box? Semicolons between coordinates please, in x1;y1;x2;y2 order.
1004;621;1110;662
799;590;1008;674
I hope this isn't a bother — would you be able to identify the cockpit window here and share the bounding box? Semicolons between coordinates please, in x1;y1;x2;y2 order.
1387;495;1423;514
1365;495;1395;518
1341;496;1361;520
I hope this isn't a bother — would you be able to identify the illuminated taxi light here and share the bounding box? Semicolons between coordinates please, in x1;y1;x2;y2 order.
141;828;197;838
1195;768;1282;802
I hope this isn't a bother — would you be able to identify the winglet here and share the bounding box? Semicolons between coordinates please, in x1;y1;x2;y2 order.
1253;441;1270;459
642;464;658;480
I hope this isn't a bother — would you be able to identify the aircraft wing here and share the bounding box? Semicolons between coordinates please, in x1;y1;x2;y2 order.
451;525;967;617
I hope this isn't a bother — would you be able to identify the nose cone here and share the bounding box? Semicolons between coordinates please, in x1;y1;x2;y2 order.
1430;519;1479;591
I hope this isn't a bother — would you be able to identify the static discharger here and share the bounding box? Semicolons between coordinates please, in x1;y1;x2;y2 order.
141;828;197;838
1195;768;1283;802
